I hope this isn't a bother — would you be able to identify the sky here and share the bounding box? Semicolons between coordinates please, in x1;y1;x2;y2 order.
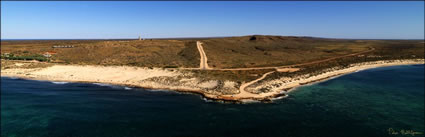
1;1;424;39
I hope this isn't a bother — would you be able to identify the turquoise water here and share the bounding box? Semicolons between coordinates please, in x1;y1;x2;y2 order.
1;65;424;137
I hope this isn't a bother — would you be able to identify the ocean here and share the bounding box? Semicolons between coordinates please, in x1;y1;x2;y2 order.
1;65;424;137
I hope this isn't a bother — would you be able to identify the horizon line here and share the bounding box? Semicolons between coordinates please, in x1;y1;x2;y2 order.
1;35;424;41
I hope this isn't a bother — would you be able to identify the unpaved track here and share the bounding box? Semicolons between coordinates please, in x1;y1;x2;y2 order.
181;47;375;71
236;71;275;98
183;44;374;99
196;41;211;70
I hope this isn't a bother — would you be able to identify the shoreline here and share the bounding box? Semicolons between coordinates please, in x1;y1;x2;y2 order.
0;75;242;103
247;60;425;100
1;59;424;103
213;59;424;102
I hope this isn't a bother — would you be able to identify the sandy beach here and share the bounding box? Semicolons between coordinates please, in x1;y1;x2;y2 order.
1;59;424;102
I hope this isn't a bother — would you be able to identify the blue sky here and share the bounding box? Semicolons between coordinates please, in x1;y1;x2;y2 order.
1;1;424;39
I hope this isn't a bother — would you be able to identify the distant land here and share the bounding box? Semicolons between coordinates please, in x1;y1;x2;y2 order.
2;35;425;41
1;35;424;102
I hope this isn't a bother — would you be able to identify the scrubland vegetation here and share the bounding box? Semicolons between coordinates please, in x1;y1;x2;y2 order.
1;35;423;83
1;36;424;100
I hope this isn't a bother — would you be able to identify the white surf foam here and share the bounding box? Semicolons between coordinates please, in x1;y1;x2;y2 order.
92;83;124;89
51;82;69;84
124;87;132;90
93;83;113;87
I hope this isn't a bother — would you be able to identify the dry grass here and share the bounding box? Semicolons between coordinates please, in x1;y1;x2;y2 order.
1;60;53;69
1;40;199;68
200;35;373;68
1;35;423;70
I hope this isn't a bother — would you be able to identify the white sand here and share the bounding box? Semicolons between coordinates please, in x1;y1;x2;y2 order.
2;65;180;88
198;80;218;89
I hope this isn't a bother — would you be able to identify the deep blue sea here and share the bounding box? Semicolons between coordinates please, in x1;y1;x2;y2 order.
1;65;424;137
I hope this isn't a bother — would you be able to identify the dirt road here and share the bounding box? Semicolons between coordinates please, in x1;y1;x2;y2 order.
182;47;375;71
197;41;211;69
187;46;375;99
236;71;275;97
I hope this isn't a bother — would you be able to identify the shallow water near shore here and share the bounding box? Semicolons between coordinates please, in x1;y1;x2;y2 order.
1;65;424;137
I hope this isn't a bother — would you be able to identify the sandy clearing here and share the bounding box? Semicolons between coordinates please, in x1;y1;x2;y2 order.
276;68;300;72
14;63;24;66
198;80;218;89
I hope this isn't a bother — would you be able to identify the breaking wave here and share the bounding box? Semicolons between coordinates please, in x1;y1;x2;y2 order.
51;82;69;84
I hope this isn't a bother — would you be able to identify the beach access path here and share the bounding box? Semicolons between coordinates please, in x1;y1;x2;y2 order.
236;71;275;98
